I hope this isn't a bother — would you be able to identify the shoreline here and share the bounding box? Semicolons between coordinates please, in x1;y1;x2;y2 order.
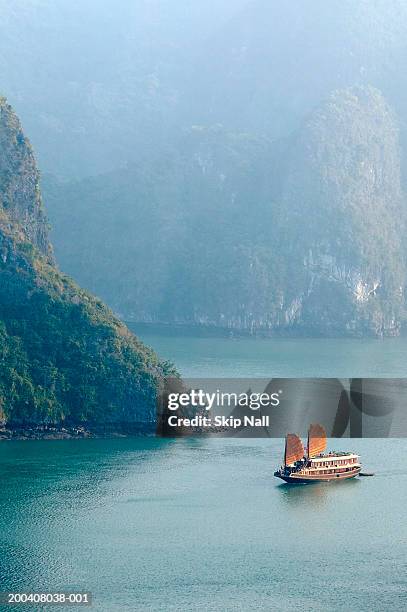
0;424;156;441
126;321;406;340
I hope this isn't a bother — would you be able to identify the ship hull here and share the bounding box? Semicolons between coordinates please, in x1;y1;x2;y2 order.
275;466;361;483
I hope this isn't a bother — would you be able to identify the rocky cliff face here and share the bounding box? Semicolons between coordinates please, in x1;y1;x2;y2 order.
0;99;173;430
0;97;52;260
44;86;407;337
275;86;405;336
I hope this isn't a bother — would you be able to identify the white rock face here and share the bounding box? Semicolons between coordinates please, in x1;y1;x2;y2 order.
354;280;380;302
304;248;380;304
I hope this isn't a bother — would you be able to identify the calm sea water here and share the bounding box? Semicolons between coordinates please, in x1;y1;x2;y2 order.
133;328;407;377
0;438;406;611
1;333;407;611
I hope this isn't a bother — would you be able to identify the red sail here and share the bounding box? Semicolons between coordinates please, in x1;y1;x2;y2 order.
284;434;305;466
308;423;327;458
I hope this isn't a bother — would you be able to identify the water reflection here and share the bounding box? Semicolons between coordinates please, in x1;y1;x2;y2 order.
276;477;361;509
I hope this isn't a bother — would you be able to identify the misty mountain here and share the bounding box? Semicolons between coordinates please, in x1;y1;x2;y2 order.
190;1;407;143
274;86;405;336
2;0;407;178
0;0;247;177
44;86;407;336
3;1;407;336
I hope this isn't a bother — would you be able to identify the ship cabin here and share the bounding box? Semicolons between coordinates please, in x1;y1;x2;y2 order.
305;452;360;475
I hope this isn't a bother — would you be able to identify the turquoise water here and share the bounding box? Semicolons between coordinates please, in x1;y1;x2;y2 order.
2;334;407;611
0;437;406;611
132;328;407;377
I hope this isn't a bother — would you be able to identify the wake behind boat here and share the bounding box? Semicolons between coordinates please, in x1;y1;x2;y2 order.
274;424;361;483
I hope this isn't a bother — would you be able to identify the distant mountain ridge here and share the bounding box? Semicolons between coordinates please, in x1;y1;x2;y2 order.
3;0;407;178
45;86;407;337
3;1;407;337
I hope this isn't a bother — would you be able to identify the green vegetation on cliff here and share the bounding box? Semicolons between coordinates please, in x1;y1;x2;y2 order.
0;99;174;428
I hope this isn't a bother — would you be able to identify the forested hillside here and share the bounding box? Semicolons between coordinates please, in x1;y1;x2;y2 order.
0;98;173;432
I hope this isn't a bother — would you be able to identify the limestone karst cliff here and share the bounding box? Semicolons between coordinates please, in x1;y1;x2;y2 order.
273;86;405;336
0;98;174;431
45;87;407;337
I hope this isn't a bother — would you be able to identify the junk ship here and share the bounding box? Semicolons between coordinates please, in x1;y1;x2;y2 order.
274;424;361;483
